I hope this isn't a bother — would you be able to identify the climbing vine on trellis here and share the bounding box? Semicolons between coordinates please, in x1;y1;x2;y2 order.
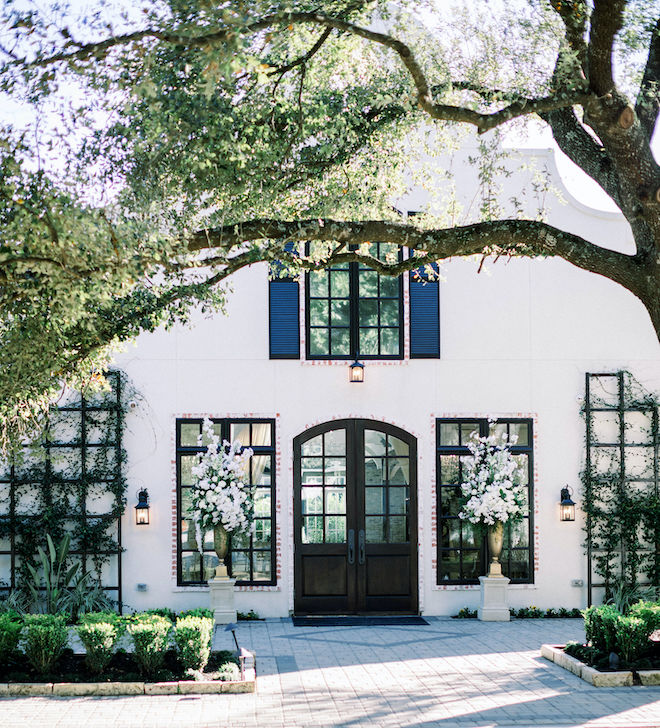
582;372;660;606
0;371;133;606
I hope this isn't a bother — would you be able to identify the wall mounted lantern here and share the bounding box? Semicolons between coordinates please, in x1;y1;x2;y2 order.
560;486;576;522
349;358;365;383
135;488;150;525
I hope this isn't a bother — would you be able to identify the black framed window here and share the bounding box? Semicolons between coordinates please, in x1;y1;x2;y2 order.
306;242;403;359
176;418;276;586
436;418;533;584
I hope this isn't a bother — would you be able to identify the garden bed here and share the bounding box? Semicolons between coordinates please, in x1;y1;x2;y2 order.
0;648;256;695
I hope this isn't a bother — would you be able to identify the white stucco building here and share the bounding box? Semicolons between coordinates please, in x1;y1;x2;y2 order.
104;146;660;617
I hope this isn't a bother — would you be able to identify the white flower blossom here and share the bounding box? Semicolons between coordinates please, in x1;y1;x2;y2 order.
458;423;526;527
189;417;254;555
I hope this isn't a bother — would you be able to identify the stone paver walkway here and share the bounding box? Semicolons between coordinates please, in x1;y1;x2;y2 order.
2;617;660;727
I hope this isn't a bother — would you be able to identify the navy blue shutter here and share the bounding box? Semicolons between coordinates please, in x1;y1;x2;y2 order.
409;264;440;358
269;242;300;359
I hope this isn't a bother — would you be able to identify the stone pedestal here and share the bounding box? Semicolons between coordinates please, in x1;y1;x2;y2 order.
208;577;237;625
478;575;510;621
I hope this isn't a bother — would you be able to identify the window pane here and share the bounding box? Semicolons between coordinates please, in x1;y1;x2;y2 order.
180;488;193;517
365;487;385;514
302;516;323;543
359;299;378;326
309;271;328;296
441;520;460;548
203;553;221;581
380;276;399;297
180;455;198;486
325;457;346;484
330;271;349;297
462;550;480;580
440;485;462;516
510;423;529;446
302;435;323;456
301;458;323;483
365;457;386;484
440;423;459;446
251;456;271;485
324;429;345;455
309;328;329;356
460;423;480;443
231;551;250;580
365;516;386;543
439;550;460;581
331;300;350;326
181;519;198;550
230;423;250;447
440;455;459;484
359;270;378;297
325;487;346;514
388;457;409;485
330;328;350;356
325;516;346;543
359;328;378;355
380;327;399;355
180;423;200;447
380;299;399;326
254;519;271;548
181;553;201;582
462;522;478;548
310;299;328;326
253;552;271;581
254;488;271;516
365;430;387;456
389;516;407;543
302;487;323;514
389;487;407;514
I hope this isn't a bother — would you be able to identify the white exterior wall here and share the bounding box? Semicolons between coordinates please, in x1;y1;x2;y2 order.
114;148;660;616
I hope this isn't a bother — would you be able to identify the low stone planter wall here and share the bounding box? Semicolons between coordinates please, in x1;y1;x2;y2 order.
0;668;256;697
541;644;639;687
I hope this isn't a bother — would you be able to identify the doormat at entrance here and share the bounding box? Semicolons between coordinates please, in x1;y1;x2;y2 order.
291;616;429;627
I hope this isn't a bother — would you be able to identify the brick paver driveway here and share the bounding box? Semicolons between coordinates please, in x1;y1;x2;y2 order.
2;617;660;727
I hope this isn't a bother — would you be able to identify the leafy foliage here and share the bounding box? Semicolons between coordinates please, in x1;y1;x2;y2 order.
0;613;22;661
126;613;172;676
174;615;214;672
0;0;658;439
22;613;68;674
76;614;123;674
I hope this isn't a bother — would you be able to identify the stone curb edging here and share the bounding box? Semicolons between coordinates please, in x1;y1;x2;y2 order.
0;669;256;697
541;644;636;687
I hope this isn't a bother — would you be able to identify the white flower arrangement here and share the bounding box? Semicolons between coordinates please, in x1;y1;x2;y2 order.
458;424;526;527
190;418;254;552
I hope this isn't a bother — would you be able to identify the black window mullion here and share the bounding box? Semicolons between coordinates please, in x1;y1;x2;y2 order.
349;260;359;359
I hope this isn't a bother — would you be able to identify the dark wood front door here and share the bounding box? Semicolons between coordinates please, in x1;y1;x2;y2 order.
294;419;418;614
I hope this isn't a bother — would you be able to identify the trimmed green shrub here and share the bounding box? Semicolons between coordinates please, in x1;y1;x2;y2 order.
174;615;214;672
615;615;652;664
216;661;241;681
76;613;123;674
629;601;660;633
23;614;68;674
179;607;213;620
126;614;171;676
0;613;22;660
144;608;176;623
583;605;619;653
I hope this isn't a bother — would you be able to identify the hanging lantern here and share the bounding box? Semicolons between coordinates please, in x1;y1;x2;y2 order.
560;486;576;522
349;358;365;383
135;488;150;525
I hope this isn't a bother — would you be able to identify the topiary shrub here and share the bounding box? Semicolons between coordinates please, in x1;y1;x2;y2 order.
23;614;68;674
126;614;171;676
76;612;124;674
583;605;620;653
0;613;22;661
629;601;660;633
614;615;652;664
174;615;214;672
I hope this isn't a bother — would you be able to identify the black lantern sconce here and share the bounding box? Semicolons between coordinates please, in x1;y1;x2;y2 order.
135;488;150;526
560;486;576;522
349;357;365;383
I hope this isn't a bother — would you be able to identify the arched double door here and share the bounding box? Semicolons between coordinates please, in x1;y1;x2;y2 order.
293;420;418;614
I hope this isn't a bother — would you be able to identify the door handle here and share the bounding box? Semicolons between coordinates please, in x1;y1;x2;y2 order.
347;529;355;565
358;529;365;565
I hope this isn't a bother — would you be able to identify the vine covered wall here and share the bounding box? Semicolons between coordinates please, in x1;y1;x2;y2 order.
583;372;660;605
0;371;130;606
